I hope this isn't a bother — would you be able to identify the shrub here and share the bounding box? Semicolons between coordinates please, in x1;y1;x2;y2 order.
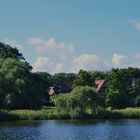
54;86;104;118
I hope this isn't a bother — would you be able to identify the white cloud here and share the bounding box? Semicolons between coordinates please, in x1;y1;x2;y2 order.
2;39;22;50
32;57;53;72
72;54;105;72
32;56;66;73
112;53;128;66
111;53;140;68
131;54;140;68
53;63;66;73
133;54;140;59
28;37;74;61
32;53;140;73
130;20;140;31
72;53;140;73
30;37;140;73
29;38;55;53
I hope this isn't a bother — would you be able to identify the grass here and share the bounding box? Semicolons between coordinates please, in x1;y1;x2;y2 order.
113;107;140;119
0;107;60;121
1;107;140;121
97;107;140;119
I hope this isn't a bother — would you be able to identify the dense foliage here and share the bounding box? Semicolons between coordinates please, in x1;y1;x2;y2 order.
136;96;140;107
72;70;95;88
54;86;104;118
53;73;76;85
0;43;43;109
106;68;140;108
0;42;25;61
32;72;53;104
1;42;140;112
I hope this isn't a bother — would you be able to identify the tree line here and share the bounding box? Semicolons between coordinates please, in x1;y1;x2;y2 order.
0;42;140;111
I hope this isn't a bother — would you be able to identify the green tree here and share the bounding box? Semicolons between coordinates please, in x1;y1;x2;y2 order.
33;72;53;104
90;71;106;80
135;95;140;107
132;78;140;96
52;73;76;85
0;58;31;108
52;73;76;93
105;68;138;108
53;73;67;85
73;70;95;88
0;42;25;61
54;86;103;118
0;43;43;109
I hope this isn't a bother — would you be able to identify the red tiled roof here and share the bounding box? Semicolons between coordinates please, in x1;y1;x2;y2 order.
95;79;106;91
48;87;55;95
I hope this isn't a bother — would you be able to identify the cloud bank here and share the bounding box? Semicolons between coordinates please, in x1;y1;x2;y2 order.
2;37;140;73
2;39;22;50
32;53;140;73
28;37;74;61
28;37;140;73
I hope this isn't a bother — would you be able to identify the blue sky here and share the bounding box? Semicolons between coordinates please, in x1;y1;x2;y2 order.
1;0;140;73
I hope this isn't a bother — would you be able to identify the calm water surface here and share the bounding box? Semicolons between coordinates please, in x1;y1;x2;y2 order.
0;119;140;140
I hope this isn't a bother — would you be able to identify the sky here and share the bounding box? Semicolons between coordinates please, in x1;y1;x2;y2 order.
1;0;140;73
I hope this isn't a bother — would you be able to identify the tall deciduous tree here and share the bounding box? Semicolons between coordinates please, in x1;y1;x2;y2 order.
33;72;53;104
105;68;140;108
72;70;95;88
90;71;106;80
0;42;43;109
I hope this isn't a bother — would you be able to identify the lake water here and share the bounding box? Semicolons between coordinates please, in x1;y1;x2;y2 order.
0;120;140;140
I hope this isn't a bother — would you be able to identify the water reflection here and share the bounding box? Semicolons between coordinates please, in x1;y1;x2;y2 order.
0;120;140;140
0;120;42;127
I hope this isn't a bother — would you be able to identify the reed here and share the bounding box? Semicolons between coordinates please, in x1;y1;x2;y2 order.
1;107;140;121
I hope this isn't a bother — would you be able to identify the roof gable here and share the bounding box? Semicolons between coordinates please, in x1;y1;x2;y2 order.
95;79;106;91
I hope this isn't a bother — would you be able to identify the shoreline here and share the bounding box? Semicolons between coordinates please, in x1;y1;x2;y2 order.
1;107;140;122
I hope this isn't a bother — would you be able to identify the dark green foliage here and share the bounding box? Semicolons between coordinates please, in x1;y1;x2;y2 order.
0;58;43;109
53;73;67;85
106;68;130;108
90;71;106;80
0;58;29;109
73;70;95;88
32;72;53;104
2;42;140;112
132;78;140;96
34;72;53;87
52;73;76;94
0;43;43;109
0;42;25;61
53;73;76;85
136;96;140;107
106;68;140;109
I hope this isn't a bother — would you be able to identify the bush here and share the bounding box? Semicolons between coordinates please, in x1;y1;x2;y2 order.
54;86;104;118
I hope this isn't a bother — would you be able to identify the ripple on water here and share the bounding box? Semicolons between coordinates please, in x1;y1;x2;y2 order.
0;120;140;140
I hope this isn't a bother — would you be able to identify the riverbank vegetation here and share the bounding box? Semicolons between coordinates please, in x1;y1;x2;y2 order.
1;42;140;121
1;107;140;121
